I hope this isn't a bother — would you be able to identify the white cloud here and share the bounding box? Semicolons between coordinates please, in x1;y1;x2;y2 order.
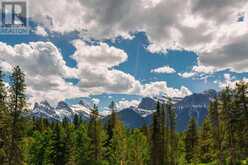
192;65;215;74
0;40;192;104
0;41;84;105
28;0;248;73
116;99;140;110
218;73;248;89
0;41;77;78
35;26;48;36
71;40;142;95
72;40;128;68
151;65;176;74
140;81;192;98
178;72;195;78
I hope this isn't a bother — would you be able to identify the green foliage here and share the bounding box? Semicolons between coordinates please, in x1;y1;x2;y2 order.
0;66;247;165
127;129;150;165
199;117;214;163
185;117;198;164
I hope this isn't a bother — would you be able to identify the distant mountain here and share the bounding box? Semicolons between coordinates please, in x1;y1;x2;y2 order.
103;108;145;128
142;89;217;131
29;89;217;131
31;100;93;122
175;90;216;131
138;97;157;110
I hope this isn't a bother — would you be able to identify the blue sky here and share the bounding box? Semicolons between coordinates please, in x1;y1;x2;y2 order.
0;0;248;110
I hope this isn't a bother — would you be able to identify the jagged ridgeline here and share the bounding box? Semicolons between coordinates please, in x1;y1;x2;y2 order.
30;89;217;131
0;66;247;165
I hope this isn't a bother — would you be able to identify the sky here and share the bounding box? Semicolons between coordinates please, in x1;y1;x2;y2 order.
0;0;248;110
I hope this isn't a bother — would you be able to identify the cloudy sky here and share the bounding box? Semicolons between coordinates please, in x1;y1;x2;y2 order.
0;0;248;110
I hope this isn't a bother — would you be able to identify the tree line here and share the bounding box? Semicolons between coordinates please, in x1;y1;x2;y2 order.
0;66;247;165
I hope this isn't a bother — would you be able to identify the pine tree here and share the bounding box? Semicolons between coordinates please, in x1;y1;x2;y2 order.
185;117;198;164
49;123;68;165
0;69;8;164
208;98;225;165
106;101;117;145
221;87;238;165
151;102;162;165
73;114;80;128
234;81;248;159
87;105;107;163
167;100;177;165
199;117;213;163
108;118;127;164
28;129;52;165
127;129;149;165
8;66;26;165
73;124;90;165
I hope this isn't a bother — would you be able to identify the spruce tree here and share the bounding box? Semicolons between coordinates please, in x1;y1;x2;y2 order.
208;99;225;165
199;117;213;163
0;69;8;164
108;118;127;164
87;105;107;163
221;87;238;165
73;124;90;164
8;66;26;165
167;100;177;165
106;101;117;145
49;123;68;165
234;81;248;159
185;117;198;164
127;129;149;165
151;102;162;165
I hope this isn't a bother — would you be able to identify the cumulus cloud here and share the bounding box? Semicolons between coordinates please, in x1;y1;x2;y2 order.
178;72;195;78
0;42;85;105
0;41;77;78
0;40;192;104
116;99;140;110
141;81;192;98
178;64;217;79
71;40;141;95
28;0;248;73
151;65;176;74
192;65;215;74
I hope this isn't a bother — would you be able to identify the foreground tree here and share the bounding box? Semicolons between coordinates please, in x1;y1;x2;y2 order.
0;69;8;164
208;98;225;165
127;129;149;165
199;117;213;163
185;117;198;164
8;66;26;165
88;105;107;163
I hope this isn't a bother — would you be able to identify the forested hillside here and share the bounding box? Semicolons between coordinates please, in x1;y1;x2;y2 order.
0;66;247;165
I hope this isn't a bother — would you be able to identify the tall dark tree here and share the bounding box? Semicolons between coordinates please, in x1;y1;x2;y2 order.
167;100;177;165
88;105;107;163
106;101;117;145
8;66;26;165
49;124;68;165
185;117;198;164
234;81;248;159
221;87;238;165
199;117;213;163
0;69;8;164
209;98;225;165
151;102;162;165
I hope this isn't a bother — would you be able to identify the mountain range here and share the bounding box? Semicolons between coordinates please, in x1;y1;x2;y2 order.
30;89;217;131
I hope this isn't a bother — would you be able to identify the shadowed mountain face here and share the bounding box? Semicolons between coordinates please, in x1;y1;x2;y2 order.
140;90;217;131
30;90;217;131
